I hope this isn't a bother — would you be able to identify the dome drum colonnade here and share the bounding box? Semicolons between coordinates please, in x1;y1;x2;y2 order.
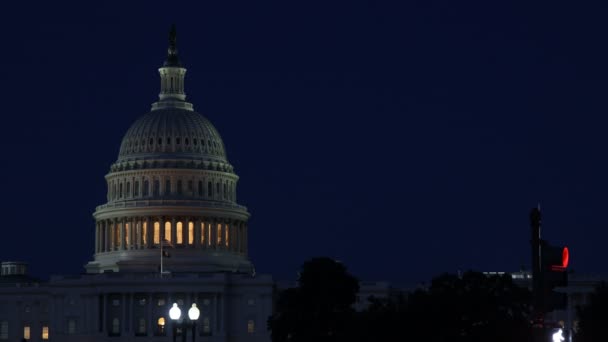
86;26;252;274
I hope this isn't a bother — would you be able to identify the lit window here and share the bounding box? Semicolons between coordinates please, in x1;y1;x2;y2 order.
157;298;166;306
68;319;76;334
207;223;211;245
112;318;120;334
138;318;146;334
225;225;229;247
125;223;130;246
0;321;8;340
23;326;30;340
157;317;165;334
164;222;172;243
42;326;49;340
154;222;160;244
143;222;148;244
176;222;183;244
188;222;194;245
217;225;222;245
247;320;255;334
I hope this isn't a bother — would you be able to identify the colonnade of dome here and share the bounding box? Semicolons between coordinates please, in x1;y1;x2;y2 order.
94;217;247;255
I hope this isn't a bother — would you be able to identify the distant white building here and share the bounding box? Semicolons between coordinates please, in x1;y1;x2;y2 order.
0;27;272;342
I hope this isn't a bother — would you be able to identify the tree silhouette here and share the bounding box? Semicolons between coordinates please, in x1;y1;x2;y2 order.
268;257;359;342
576;282;608;342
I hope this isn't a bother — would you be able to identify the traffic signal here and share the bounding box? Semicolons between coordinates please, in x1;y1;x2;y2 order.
542;244;568;311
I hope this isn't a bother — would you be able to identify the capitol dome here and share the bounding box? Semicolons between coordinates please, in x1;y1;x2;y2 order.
85;27;252;275
117;108;228;163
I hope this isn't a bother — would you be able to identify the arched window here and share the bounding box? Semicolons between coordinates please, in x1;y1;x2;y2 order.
119;183;123;198
153;222;160;244
125;223;130;247
176;222;183;244
165;179;171;195
216;183;220;197
198;181;203;197
177;180;183;195
134;181;139;197
225;225;230;247
143;180;149;196
164;222;172;243
188;222;194;245
187;180;193;193
207;182;213;197
126;182;131;197
142;222;148;245
153;180;160;196
217;224;222;245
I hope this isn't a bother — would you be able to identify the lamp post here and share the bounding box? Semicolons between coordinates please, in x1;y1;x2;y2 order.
188;303;200;342
169;303;181;342
169;303;200;342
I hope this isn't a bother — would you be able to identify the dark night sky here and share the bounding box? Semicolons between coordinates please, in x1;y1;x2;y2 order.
1;0;607;287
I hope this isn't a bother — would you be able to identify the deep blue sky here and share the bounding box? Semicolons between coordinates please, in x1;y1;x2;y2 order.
1;0;607;286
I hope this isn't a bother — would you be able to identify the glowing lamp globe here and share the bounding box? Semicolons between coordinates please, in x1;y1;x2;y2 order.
169;303;181;320
188;303;200;320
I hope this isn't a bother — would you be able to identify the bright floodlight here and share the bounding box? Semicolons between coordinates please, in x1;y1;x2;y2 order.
169;303;181;320
552;328;564;342
188;303;200;320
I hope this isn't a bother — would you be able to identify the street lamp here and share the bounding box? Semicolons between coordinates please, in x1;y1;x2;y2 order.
169;303;181;342
188;304;200;342
169;303;200;342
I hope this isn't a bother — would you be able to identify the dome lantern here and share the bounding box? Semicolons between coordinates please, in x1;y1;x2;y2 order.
152;25;193;111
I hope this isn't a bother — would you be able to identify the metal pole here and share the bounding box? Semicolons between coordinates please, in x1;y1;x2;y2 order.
172;323;177;342
192;324;196;342
161;237;164;276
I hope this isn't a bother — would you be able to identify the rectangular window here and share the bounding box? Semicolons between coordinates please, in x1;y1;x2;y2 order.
143;222;148;244
247;320;255;334
176;222;183;244
202;317;210;334
68;319;76;334
138;318;146;334
0;321;8;340
165;179;171;195
42;326;49;340
177;180;183;195
23;326;30;340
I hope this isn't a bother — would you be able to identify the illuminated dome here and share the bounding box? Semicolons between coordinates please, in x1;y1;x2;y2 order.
85;26;252;274
117;108;228;163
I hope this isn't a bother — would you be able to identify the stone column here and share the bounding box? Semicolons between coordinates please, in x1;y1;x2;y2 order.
121;218;127;251
194;218;201;248
146;217;152;248
244;223;248;255
104;220;110;252
210;218;217;249
171;217;177;245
